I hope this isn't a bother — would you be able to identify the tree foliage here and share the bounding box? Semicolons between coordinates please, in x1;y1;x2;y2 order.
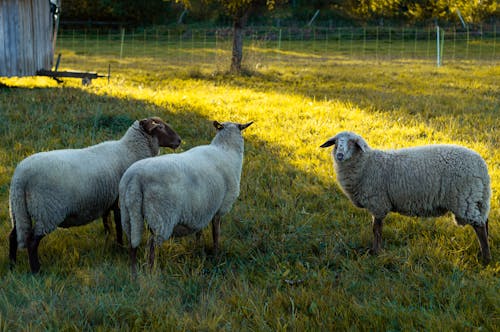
60;0;498;26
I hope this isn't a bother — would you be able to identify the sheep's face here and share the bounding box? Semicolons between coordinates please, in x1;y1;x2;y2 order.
320;131;369;163
140;117;181;149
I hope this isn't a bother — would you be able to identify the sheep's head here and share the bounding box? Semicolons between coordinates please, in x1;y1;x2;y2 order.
140;117;181;149
320;131;369;162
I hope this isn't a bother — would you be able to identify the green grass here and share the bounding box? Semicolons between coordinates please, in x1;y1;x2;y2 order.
0;40;499;330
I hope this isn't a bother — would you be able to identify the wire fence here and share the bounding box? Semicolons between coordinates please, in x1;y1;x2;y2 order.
56;25;498;73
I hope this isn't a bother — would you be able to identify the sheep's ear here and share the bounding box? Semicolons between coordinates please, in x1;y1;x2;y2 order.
320;137;337;148
238;121;253;131
213;121;224;131
140;118;160;133
354;137;369;152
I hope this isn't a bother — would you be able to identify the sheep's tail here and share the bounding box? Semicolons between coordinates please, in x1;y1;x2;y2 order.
120;175;145;249
9;176;32;249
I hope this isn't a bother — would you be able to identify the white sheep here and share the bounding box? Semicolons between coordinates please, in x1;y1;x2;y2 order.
119;120;253;275
320;131;491;264
8;117;181;273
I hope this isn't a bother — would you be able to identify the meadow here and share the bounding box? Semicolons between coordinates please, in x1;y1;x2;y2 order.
0;37;499;330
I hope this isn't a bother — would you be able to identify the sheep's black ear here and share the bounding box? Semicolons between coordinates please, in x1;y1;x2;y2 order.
354;137;369;152
320;137;336;148
238;121;253;131
213;121;224;130
140;118;159;133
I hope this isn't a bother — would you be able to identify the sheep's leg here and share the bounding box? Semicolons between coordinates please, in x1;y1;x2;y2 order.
103;210;111;234
113;204;123;246
212;215;221;255
130;246;138;278
472;224;491;265
8;226;17;269
148;236;155;272
370;216;384;255
27;231;44;274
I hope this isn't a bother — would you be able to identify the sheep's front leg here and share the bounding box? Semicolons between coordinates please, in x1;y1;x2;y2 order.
212;214;221;255
103;210;111;234
9;226;18;269
473;223;491;265
27;231;44;274
148;236;155;272
371;216;384;255
130;246;138;278
113;204;123;246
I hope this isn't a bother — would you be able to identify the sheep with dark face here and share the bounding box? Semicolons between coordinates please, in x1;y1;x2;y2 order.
321;131;491;264
9;117;181;273
119;120;252;276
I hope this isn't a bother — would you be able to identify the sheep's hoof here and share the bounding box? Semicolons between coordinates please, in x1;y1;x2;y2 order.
369;247;381;256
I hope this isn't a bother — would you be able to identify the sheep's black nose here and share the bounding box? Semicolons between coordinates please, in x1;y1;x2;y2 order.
336;153;344;161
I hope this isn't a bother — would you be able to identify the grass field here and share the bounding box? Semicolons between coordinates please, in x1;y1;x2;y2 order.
0;40;499;330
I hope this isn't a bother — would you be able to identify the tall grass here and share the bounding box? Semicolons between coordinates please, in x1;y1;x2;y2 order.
0;41;499;330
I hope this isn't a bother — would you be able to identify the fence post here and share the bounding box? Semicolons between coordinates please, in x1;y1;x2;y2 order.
401;27;405;57
414;28;418;57
278;28;282;51
120;28;125;59
494;23;497;60
466;25;469;59
363;27;366;57
436;25;441;67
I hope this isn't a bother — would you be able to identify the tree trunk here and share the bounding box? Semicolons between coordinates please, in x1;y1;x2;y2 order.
230;12;248;73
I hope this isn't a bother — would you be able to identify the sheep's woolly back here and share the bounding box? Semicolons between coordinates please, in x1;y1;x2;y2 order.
120;122;248;249
10;120;166;248
328;132;490;226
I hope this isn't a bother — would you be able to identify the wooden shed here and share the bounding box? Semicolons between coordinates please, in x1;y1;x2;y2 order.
0;0;59;77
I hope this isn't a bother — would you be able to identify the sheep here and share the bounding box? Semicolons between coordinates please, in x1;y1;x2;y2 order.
119;120;253;275
320;131;491;264
8;117;181;273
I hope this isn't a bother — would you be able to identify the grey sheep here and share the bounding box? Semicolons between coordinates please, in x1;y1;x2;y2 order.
119;120;253;275
320;131;491;264
9;117;181;273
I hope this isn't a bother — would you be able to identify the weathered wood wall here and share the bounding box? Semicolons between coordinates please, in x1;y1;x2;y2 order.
0;0;54;77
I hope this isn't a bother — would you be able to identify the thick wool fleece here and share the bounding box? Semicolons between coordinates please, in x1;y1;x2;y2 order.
10;121;165;248
120;122;247;249
330;132;490;226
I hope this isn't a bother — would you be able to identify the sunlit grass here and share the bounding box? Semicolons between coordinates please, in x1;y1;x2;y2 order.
0;42;499;330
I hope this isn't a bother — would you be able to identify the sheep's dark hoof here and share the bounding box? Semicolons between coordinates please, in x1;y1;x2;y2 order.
369;247;381;256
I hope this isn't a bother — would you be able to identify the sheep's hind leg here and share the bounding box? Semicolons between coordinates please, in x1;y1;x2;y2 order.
103;210;111;234
27;231;44;274
113;204;123;246
212;214;221;255
472;223;491;265
130;246;138;279
148;236;155;272
370;216;384;255
8;226;17;269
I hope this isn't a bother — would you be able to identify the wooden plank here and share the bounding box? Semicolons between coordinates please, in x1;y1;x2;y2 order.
0;0;6;75
17;0;27;75
25;0;34;75
3;0;13;76
10;0;19;76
